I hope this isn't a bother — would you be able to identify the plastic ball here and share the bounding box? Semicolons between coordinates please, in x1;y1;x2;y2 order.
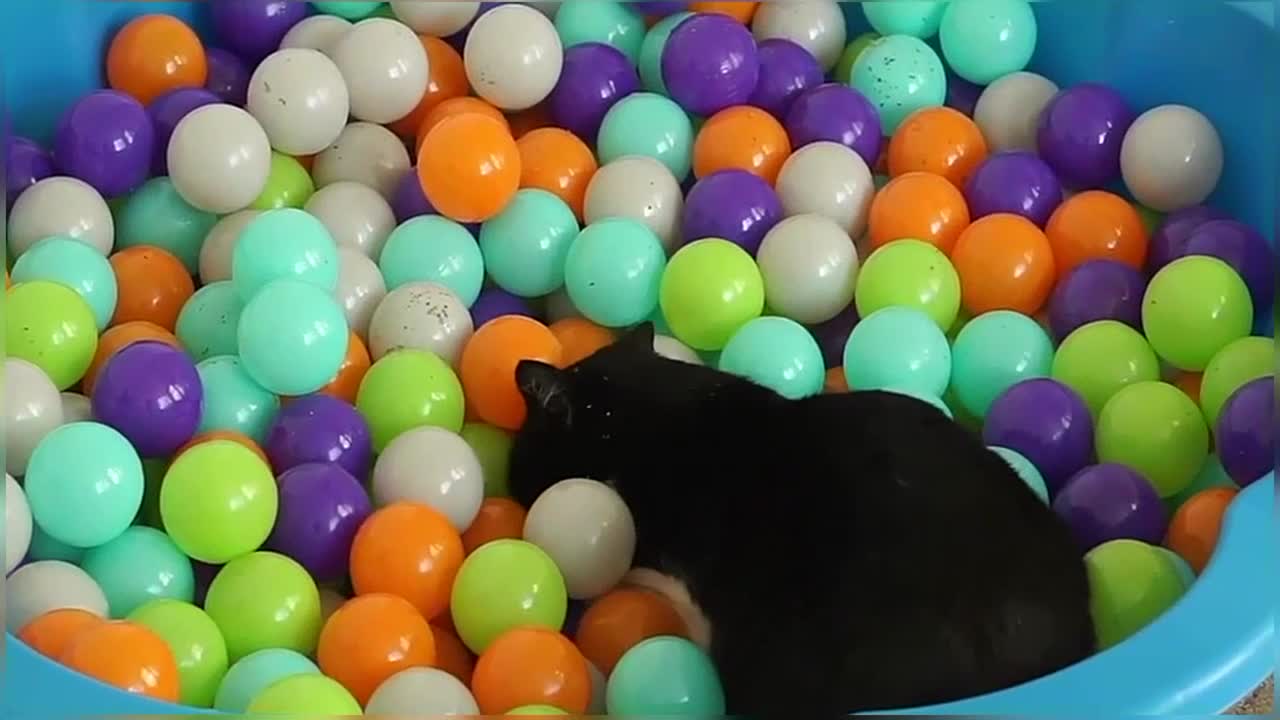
950;213;1055;316
681;169;783;255
1050;319;1159;416
1036;83;1135;189
1141;255;1253;372
265;463;372;583
357;348;466;452
461;422;516;498
1120;104;1223;212
350;500;465;619
597;92;695;182
368;281;473;366
963;151;1063;228
748;38;824;119
106;13;207;105
209;0;309;62
6;135;56;207
314;121;412;199
607;636;725;716
378;215;484;304
246;48;349;155
16;607;103;660
205;551;321;662
638;11;692;95
972;71;1059;153
950;311;1053;419
304;181;397;258
418;114;521;224
60;391;93;424
198;210;260;284
473;627;592;714
317;330;373;404
280;14;353;55
987;446;1049;503
213;648;320;713
784;82;882;166
780;142;875;237
459;315;564;430
659;238;765;351
330;18;428;123
855;238;961;331
6;176;114;258
232;208;339;301
939;0;1036;84
888;106;987;190
564;217;667;328
109;244;196;331
388;35;471;139
574;587;688;675
693;105;791;184
1047;259;1145;342
516;128;599;222
5;474;33;574
116;177;218;273
81;526;193;617
390;0;479;35
246;673;362;715
1166;486;1237;574
463;497;529;553
4;358;65;477
719;316;825;399
662;12;759;117
751;0;845;71
59;620;181;701
160;439;277;563
756;213;859;325
204;46;251;105
1084;539;1186;649
1214;377;1273;487
1182;219;1276;312
127;599;229;708
5;280;98;390
1199;336;1272;427
318;592;437;705
1145;204;1228;275
91;341;203;458
84;321;182;396
167;103;272;213
555;2;646;64
867;171;970;254
1052;464;1167;550
578;156;682;253
372;427;485;531
1095;381;1208;498
843;305;951;396
480;189;581;298
465;4;564;111
1047;188;1150;280
862;1;946;37
850;34;946;134
53;90;154;199
451;539;569;654
237;279;349;395
5;560;108;632
366;667;480;715
333;246;387;339
194;355;280;443
523;478;637;600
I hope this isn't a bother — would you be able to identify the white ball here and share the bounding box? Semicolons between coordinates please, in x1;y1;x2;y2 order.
279;14;353;57
5;474;32;575
247;48;351;156
372;426;484;531
5;560;108;631
312;122;412;200
332;18;429;124
775;141;874;237
653;335;703;365
756;213;859;325
973;71;1059;153
464;4;563;111
523;478;636;600
199;210;261;285
365;667;480;716
543;287;584;323
318;586;347;622
334;247;388;341
390;0;479;35
4;359;65;478
59;392;93;424
1120;104;1224;213
584;155;684;252
7;176;114;258
752;0;847;71
368;281;474;366
303;180;397;258
167;104;272;214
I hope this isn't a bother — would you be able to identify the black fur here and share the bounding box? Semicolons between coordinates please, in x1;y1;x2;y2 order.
510;322;1095;715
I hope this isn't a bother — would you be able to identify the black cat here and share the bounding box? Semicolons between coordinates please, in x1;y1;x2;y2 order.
509;322;1094;715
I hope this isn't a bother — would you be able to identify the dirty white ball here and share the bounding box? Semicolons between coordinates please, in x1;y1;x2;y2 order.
334;247;387;340
4;359;65;478
584;155;684;252
312;122;412;199
280;14;353;56
60;392;93;424
653;335;703;365
1120;104;1224;213
752;0;847;71
973;71;1059;152
332;18;429;124
168;104;272;213
464;4;563;111
775;141;874;237
372;426;484;531
199;210;261;285
247;48;351;156
523;478;636;600
5;560;108;631
756;213;859;325
368;281;474;366
7;176;114;258
5;474;32;575
544;287;584;323
303;180;397;258
391;0;479;36
318;586;347;623
366;667;480;716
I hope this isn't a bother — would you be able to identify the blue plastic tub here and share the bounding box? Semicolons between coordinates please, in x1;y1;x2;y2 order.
2;0;1275;716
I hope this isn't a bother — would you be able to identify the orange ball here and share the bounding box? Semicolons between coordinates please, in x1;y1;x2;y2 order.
416;96;509;154
389;35;470;139
550;318;616;366
506;104;554;139
459;315;563;431
316;331;371;405
318;593;437;706
18;608;105;660
349;502;464;622
1174;372;1204;407
471;627;592;714
461;497;528;555
174;429;270;466
950;213;1056;316
868;171;971;253
574;587;689;674
888;106;989;189
59;620;180;702
106;14;208;105
81;320;182;396
693;105;791;184
1045;190;1148;280
516;128;598;221
430;623;477;686
1166;487;1238;574
418;113;521;224
824;367;849;394
109;245;195;331
689;1;758;23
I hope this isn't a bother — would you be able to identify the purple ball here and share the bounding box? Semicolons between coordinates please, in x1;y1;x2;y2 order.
661;13;759;117
983;378;1095;495
205;47;251;106
5;136;55;207
1145;205;1229;275
90;341;203;458
784;83;882;167
1182;220;1276;311
1215;377;1273;488
963;151;1063;227
192;561;221;606
147;88;221;176
53;90;154;199
264;393;373;480
628;1;687;15
809;303;860;369
748;39;824;120
680;169;783;255
1052;463;1168;551
945;71;983;117
1047;260;1145;342
391;167;435;223
209;0;308;63
266;462;373;583
549;43;640;143
1036;83;1135;190
471;287;537;328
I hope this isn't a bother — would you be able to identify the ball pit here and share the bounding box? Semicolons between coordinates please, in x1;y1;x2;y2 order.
1;0;1274;716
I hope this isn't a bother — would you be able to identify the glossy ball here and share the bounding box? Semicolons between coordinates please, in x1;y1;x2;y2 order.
868;171;970;254
951;213;1055;316
751;0;846;71
607;636;725;716
265;463;372;583
160;440;278;563
719;316;825;399
748;38;824;118
516;128;599;221
350;501;465;620
6;176;114;258
465;4;564;111
1096;381;1209;498
246;674;362;715
54;90;154;199
451;539;569;654
473;627;592;714
1085;539;1186;649
550;43;640;142
1142;255;1253;372
379;214;484;303
776;141;874;237
585;154;684;251
565;218;667;328
983;378;1095;496
784;82;882;166
247;48;350;155
195;355;280;443
951;311;1053;419
1181;219;1276;313
1036;83;1135;190
372;427;484;531
91;341;202;458
459;316;563;430
888;106;988;189
855;238;961;331
357;348;466;451
681;169;782;255
1045;190;1148;280
81;526;193;617
939;0;1036;84
756;213;859;325
693;105;792;184
5;280;98;391
167;104;272;214
1047;260;1145;342
1051;320;1160;416
844;306;951;396
659;239;765;351
963;151;1063;227
6;560;108;632
662;13;759;117
237;279;349;396
368;282;473;366
850;34;946;134
481;189;581;297
59;620;180;701
1214;378;1273;487
205;551;322;662
1199;336;1272;427
213;648;320;713
331;18;429;123
1120;104;1223;212
418;113;521;223
366;667;480;715
24;422;143;548
1053;464;1167;550
596;92;694;182
107;13;207;105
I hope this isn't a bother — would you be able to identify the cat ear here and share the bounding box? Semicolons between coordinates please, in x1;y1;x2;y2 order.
618;321;656;353
516;360;568;414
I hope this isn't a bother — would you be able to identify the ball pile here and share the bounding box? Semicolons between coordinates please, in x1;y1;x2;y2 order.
3;0;1273;714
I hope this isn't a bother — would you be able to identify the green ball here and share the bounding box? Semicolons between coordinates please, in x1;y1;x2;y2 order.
1095;381;1209;498
450;539;568;654
597;92;694;181
988;446;1049;504
1085;539;1187;649
246;674;362;715
639;12;693;94
1050;320;1160;416
214;649;320;713
379;215;485;305
310;0;382;19
835;32;881;85
508;705;569;716
160;439;279;564
863;2;946;38
195;355;281;443
461;422;514;497
205;552;323;662
81;526;194;617
128;599;229;708
1199;336;1272;427
175;281;243;362
719;316;825;399
939;0;1038;85
479;189;580;298
1142;255;1252;371
1165;455;1234;515
850;34;947;133
854;239;961;331
555;0;646;63
5;280;99;390
659;238;764;351
565;217;667;328
10;235;118;330
607;636;725;716
357;348;466;452
950;310;1054;419
116;176;218;273
251;152;315;210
